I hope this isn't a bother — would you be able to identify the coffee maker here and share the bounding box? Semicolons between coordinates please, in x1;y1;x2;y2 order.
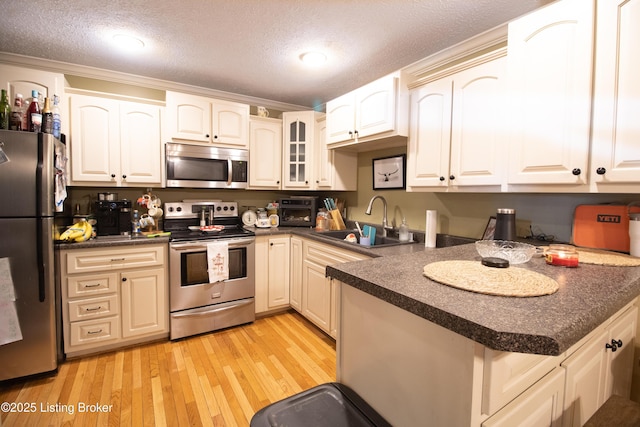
94;200;132;236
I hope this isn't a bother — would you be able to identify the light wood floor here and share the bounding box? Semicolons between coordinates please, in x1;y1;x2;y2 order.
0;310;336;427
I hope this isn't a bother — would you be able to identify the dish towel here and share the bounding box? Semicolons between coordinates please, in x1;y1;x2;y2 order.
207;241;229;283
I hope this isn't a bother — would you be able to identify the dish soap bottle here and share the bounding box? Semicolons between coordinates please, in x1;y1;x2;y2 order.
399;218;410;242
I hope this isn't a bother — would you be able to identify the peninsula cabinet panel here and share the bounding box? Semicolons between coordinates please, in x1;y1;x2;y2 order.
289;237;303;312
590;0;640;191
506;0;594;186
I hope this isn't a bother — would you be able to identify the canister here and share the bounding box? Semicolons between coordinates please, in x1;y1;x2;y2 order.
494;208;516;241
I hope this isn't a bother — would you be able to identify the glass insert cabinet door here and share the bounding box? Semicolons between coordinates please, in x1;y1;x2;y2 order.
289;119;307;183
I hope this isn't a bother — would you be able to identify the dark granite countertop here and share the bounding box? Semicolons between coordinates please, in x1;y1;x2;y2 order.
55;234;170;250
326;243;640;356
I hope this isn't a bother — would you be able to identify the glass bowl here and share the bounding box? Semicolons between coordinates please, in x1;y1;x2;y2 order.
475;240;537;264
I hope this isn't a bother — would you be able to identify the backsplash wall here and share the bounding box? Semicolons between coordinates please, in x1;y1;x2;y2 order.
344;147;639;243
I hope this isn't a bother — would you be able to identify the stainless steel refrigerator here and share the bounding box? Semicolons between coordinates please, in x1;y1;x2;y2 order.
0;130;66;381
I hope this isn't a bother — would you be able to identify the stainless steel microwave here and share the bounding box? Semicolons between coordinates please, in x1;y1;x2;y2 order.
165;143;248;189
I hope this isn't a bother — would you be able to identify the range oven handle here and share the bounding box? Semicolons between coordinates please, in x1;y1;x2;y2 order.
171;299;253;318
170;237;255;251
227;158;233;186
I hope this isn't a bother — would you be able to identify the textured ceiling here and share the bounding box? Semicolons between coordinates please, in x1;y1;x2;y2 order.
1;0;552;109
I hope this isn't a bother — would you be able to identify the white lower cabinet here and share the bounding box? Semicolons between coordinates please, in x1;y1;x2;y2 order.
289;237;303;312
255;235;291;314
339;284;637;427
60;244;168;357
483;368;565;427
300;238;368;337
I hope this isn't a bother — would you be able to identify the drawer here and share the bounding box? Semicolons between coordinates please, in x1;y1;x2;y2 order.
67;272;118;298
64;244;165;274
68;294;119;322
69;316;120;347
482;348;561;415
304;239;369;267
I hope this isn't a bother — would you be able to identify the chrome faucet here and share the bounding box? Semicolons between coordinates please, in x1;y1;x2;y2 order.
365;195;393;237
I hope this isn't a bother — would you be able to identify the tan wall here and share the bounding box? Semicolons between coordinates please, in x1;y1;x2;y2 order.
343;146;638;243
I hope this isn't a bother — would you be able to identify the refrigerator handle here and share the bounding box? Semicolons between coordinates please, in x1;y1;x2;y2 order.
37;218;45;302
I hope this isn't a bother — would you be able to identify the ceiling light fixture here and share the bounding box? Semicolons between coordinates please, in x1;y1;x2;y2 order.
299;51;327;66
112;33;145;51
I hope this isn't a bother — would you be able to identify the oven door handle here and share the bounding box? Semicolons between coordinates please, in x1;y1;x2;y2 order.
170;237;255;251
227;158;233;186
171;299;253;318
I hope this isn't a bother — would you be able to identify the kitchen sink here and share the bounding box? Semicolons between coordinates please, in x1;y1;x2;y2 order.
313;229;476;249
314;229;411;248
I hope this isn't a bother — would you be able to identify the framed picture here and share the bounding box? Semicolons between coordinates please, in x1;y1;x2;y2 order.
372;154;406;190
482;216;497;240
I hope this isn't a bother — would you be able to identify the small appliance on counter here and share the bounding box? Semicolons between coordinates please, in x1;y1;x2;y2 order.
278;196;320;227
572;203;640;253
94;199;132;236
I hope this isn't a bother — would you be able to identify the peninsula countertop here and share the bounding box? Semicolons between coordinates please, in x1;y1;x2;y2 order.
326;243;640;356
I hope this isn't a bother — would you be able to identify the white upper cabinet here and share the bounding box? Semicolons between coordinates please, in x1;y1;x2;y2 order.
282;111;318;189
314;116;358;191
249;116;282;189
69;94;162;187
326;72;410;150
590;0;640;190
407;55;506;190
166;91;249;149
506;0;595;186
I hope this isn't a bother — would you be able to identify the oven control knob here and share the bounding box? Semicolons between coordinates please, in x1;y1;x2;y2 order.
223;206;229;211
176;207;182;212
229;206;235;211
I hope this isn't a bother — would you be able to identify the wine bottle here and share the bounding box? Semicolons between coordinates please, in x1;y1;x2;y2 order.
0;90;10;130
27;90;42;132
42;97;53;134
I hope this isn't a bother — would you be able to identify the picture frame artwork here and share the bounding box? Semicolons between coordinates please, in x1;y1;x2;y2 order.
372;154;406;190
483;216;497;240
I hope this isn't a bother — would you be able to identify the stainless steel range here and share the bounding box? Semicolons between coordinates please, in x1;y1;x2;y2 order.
164;201;255;340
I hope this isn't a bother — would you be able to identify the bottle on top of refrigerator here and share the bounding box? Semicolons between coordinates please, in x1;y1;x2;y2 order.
52;95;61;138
27;90;42;132
10;93;24;131
0;89;10;130
41;97;53;134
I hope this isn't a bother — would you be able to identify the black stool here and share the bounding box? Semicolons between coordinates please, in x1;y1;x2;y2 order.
250;383;390;427
584;395;640;427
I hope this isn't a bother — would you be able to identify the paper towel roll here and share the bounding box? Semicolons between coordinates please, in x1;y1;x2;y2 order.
425;210;437;248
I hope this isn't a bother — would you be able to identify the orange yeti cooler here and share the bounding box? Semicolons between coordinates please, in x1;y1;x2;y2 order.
572;203;640;253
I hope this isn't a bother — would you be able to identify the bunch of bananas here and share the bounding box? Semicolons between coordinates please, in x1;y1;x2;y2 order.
58;219;93;242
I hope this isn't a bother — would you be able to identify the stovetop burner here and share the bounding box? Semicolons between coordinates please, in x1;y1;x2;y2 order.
164;201;254;241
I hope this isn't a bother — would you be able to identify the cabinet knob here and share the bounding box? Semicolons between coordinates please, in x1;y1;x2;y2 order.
122;174;127;179
348;131;353;138
596;167;606;175
121;277;127;282
439;176;445;181
111;174;116;178
354;130;358;136
270;242;274;246
205;134;210;138
449;175;456;181
606;339;623;352
276;180;280;184
213;135;218;139
572;168;581;176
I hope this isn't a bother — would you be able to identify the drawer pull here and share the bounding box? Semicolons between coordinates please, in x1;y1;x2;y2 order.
110;258;126;262
85;306;102;312
87;329;103;335
84;283;102;288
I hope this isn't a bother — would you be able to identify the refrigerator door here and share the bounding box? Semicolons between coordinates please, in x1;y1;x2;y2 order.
0;130;60;218
0;217;57;381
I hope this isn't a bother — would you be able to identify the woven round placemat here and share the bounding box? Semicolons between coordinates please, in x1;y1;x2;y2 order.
575;248;640;267
423;260;559;297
